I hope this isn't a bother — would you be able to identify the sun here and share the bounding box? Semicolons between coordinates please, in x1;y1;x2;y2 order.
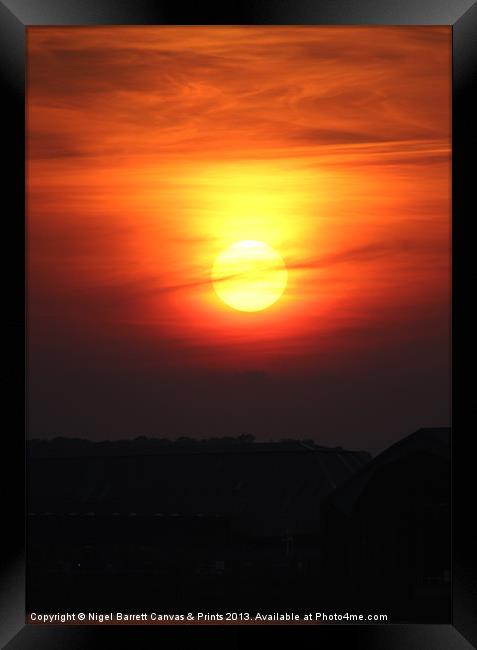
211;240;288;312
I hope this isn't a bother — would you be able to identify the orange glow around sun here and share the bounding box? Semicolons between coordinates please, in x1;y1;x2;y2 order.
27;26;451;372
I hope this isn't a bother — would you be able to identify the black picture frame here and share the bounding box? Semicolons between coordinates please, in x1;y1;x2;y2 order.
1;1;475;648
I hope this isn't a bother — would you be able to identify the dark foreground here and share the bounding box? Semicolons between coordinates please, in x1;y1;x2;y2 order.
27;429;450;622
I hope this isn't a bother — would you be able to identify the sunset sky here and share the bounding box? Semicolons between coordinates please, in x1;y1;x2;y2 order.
27;27;451;452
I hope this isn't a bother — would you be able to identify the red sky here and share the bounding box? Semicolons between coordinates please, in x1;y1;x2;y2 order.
27;27;451;451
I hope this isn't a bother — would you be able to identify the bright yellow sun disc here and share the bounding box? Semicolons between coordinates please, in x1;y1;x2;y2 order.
212;240;288;312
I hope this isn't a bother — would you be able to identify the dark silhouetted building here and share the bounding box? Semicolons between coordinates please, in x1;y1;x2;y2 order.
321;427;450;618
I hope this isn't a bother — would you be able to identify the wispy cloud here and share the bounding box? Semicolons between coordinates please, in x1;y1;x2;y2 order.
27;26;451;162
